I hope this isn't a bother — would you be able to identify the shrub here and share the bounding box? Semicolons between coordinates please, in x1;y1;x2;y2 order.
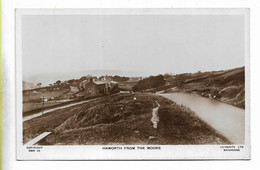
133;75;165;91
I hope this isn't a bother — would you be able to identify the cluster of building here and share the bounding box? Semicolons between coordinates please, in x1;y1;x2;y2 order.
79;77;119;97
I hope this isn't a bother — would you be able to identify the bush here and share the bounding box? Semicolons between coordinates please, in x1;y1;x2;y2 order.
133;75;165;91
112;76;130;82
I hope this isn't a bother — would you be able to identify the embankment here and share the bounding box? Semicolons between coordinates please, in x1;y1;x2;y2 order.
23;93;230;145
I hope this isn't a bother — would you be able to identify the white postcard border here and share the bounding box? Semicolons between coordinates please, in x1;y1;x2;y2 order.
16;8;250;160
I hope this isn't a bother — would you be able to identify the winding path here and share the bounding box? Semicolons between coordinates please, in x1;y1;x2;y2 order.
151;101;160;128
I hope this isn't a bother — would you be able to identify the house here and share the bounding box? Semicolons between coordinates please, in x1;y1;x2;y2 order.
84;78;107;96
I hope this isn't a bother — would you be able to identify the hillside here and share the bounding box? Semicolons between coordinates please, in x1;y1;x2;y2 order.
23;93;230;145
164;67;245;108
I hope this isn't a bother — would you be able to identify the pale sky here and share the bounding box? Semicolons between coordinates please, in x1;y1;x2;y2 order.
22;15;245;84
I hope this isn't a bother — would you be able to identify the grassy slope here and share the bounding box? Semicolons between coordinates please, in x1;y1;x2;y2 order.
165;67;245;108
24;93;230;145
23;88;70;103
23;101;67;112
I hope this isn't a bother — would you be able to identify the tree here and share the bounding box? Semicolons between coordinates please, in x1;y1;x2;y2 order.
56;80;61;85
68;79;75;84
133;75;165;91
37;83;42;88
112;75;130;82
79;76;87;81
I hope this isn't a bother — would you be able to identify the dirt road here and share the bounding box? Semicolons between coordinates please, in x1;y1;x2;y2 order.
23;98;98;122
159;93;245;144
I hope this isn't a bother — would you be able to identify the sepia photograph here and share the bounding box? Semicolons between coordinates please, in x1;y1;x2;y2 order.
15;9;250;160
